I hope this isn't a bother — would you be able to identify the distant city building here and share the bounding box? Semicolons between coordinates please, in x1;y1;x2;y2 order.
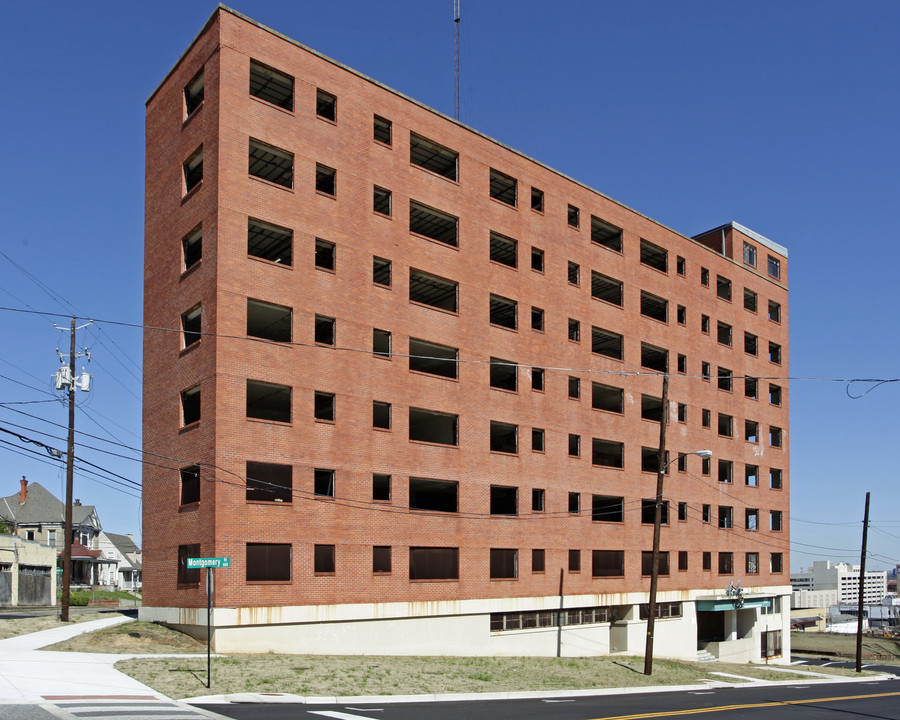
791;561;887;605
791;588;838;609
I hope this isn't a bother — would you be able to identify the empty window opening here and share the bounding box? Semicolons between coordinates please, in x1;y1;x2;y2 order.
249;139;293;188
530;489;546;513
641;394;664;423
568;204;580;228
489;168;517;206
640;239;667;272
718;460;733;484
531;187;544;212
593;439;624;468
410;132;458;180
182;305;201;348
490;548;518;579
592;495;624;523
313;391;334;421
769;342;782;364
592;272;623;305
490;421;518;454
641;343;668;372
677;453;687;472
373;473;391;501
717;321;732;346
770;468;783;489
248;218;292;265
717;275;732;301
409;337;458;379
771;553;783;573
314;544;335;574
183;147;203;193
678;551;689;571
409;547;458;580
718;506;733;529
568;318;581;342
409;200;458;246
247;299;291;343
641;551;669;576
591;216;622;252
745;552;759;574
702;457;711;475
249;59;294;110
745;464;759;487
181;385;200;425
746;509;759;532
182;226;202;271
568;434;581;457
247;380;291;423
374;115;392;144
180;465;200;505
677;353;687;374
531;306;544;331
568;493;581;514
718;552;733;574
314;468;335;497
313;238;336;271
745;420;759;443
531;367;545;391
769;383;782;405
409;477;458;513
768;299;781;322
569;549;581;572
593;550;625;577
702;361;711;381
531;247;544;272
409;269;458;312
770;510;783;531
677;305;686;324
316;88;336;121
641;447;661;473
373;546;392;573
489;232;517;268
702;408;711;427
743;242;757;266
701;314;710;333
490;294;517;329
490;485;518;515
703;505;711;523
676;256;686;275
315;163;336;195
678;502;688;521
767;256;781;279
184;69;204;117
247;543;291;582
642;499;668;525
592;327;623;360
373;186;392;216
314;314;335;345
568;375;581;399
744;332;758;355
532;549;546;573
490;357;517;391
717;366;733;391
178;544;201;584
700;267;710;286
568;261;580;285
373;256;392;286
373;401;391;429
745;376;759;399
246;461;292;503
409;407;458;445
718;413;733;437
641;291;668;322
592;382;623;413
744;288;758;312
677;403;687;422
769;426;783;447
373;328;391;357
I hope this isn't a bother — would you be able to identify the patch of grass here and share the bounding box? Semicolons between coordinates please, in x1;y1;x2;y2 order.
41;620;205;654
68;589;141;605
791;631;900;660
0;612;98;640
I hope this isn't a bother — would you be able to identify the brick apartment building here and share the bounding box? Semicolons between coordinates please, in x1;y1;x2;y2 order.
142;6;791;661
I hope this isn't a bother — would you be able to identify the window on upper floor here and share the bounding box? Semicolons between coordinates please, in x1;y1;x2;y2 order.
593;439;624;468
490;358;517;391
246;461;292;503
180;465;200;505
717;321;732;346
314;314;335;345
314;468;335;498
373;186;391;216
744;288;758;312
676;256;686;275
410;547;458;580
247;380;291;423
568;318;580;342
410;132;458;180
568;204;580;228
409;200;458;246
717;275;732;301
247;299;291;343
592;272;623;305
373;328;391;357
409;269;458;312
531;306;544;331
568;261;580;285
373;256;392;286
311;388;333;422
743;242;757;267
181;385;200;426
718;460;733;484
315;163;336;196
592;495;624;523
249;59;294;110
769;299;781;322
249;139;293;188
409;477;458;513
531;187;544;212
183;147;203;193
640;239;667;272
641;394;664;423
591;216;622;252
745;464;759;487
316;88;336;121
373;473;391;501
248;217;292;265
490;168;517;206
532;488;545;512
489;294;517;329
532;427;545;452
568;375;581;399
769;383;782;406
409;337;458;379
490;485;518;515
745;376;758;399
490;548;518;579
409;407;458;445
182;225;202;271
592;382;623;413
641;291;668;322
744;332;758;356
314;238;335;270
531;367;545;391
531;247;544;272
373;401;391;430
181;305;201;348
177;544;201;584
373;546;392;574
313;544;334;574
767;256;781;279
769;342;782;365
641;343;668;372
374;115;392;144
593;327;623;360
489;231;517;268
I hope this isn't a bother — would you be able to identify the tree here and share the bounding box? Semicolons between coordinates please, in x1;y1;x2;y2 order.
0;516;12;535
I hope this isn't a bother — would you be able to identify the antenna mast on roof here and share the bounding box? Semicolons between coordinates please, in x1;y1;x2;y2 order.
454;0;461;121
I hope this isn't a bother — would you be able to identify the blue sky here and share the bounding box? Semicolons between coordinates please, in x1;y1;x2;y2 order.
0;1;898;572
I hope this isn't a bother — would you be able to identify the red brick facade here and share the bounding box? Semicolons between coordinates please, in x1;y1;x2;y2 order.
143;8;789;619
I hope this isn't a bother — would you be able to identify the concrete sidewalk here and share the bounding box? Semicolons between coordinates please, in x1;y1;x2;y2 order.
0;614;205;704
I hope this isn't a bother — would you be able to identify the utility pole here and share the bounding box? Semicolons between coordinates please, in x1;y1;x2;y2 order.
453;0;461;121
644;373;669;675
53;318;92;622
855;491;870;673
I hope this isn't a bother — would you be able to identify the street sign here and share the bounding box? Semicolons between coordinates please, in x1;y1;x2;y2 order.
187;556;231;569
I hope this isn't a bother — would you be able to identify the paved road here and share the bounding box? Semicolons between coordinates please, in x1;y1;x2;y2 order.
198;676;900;720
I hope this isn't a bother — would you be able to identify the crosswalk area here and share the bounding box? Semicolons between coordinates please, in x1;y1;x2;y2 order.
45;697;221;720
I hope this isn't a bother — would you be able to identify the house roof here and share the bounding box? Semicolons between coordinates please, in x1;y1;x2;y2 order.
0;482;100;529
104;532;139;555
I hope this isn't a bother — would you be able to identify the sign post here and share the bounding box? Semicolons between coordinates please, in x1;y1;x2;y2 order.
187;557;230;688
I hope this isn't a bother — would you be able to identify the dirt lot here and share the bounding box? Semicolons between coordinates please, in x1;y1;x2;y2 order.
791;630;900;661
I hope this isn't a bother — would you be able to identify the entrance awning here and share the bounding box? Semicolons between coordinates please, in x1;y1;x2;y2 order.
697;597;773;611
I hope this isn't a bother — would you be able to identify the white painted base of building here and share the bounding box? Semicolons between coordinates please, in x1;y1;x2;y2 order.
141;585;792;664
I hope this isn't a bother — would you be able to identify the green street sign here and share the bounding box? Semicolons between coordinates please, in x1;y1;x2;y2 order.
187;556;231;569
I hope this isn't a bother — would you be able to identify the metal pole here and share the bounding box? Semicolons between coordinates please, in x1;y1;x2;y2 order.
855;492;870;673
207;567;213;688
60;317;76;622
556;567;564;657
644;373;669;675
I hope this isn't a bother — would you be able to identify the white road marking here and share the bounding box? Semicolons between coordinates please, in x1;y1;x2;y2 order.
310;712;381;720
542;699;575;703
345;709;383;713
689;691;716;695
